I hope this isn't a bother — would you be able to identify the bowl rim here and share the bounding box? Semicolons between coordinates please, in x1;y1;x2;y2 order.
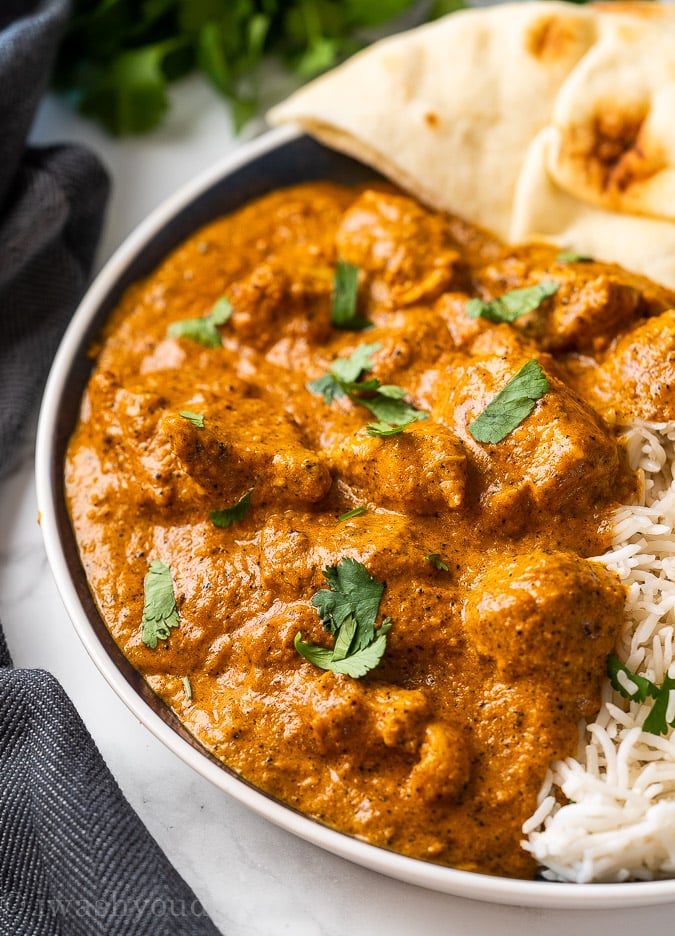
35;123;675;909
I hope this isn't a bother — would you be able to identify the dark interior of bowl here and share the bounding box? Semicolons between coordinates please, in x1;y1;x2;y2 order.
50;133;379;789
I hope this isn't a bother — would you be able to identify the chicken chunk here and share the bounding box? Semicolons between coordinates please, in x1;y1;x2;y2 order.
440;339;623;524
164;399;332;508
307;677;471;803
464;550;625;712
590;309;675;422
324;419;467;514
335;189;467;308
85;371;201;508
227;259;334;351
475;243;675;354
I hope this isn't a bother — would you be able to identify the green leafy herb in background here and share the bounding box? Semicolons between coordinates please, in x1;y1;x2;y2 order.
55;0;466;135
308;341;428;428
168;295;233;347
468;358;549;444
295;557;392;677
141;559;180;649
465;281;559;325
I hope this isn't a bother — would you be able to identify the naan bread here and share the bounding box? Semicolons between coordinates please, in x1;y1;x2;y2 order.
545;15;675;221
269;2;601;241
511;125;675;290
269;1;675;288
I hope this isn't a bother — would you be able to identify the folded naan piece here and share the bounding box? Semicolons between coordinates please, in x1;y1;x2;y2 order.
510;4;675;287
269;1;675;288
511;126;675;290
269;1;602;241
545;14;675;222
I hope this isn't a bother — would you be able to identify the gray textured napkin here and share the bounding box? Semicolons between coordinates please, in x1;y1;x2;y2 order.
0;2;221;933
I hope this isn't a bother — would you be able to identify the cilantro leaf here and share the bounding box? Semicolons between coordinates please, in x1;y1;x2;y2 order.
468;359;550;444
424;553;449;571
308;342;428;427
182;676;193;700
294;623;391;678
556;251;593;264
296;559;390;678
312;557;384;644
210;490;252;529
209;296;234;324
168;295;233;348
306;373;343;405
179;410;205;428
330;614;358;662
642;681;675;736
465;281;559;324
607;653;675;736
366;421;408;437
338;506;367;522
330;342;381;383
141;559;179;649
357;393;427;426
607;653;658;703
331;261;370;330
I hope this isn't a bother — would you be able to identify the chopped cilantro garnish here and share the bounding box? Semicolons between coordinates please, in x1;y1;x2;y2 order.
367;421;409;437
607;653;675;736
168;295;233;348
141;560;179;649
338;506;368;522
465;281;559;324
331;261;369;330
329;342;381;384
294;626;391;678
468;359;550;444
179;410;205;428
210;490;252;529
295;558;391;678
556;250;593;264
308;342;428;428
182;676;193;700
424;553;449;571
313;558;384;636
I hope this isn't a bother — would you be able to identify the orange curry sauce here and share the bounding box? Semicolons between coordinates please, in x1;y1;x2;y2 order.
65;183;675;877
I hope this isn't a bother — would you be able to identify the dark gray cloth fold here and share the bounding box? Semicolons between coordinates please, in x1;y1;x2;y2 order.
0;2;221;933
0;0;109;478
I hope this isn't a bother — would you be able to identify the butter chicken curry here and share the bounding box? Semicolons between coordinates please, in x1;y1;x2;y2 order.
65;183;675;878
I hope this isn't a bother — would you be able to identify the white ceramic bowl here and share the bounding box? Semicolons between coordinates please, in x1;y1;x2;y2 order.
35;126;675;908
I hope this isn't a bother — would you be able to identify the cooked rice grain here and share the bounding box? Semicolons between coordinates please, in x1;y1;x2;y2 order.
523;421;675;882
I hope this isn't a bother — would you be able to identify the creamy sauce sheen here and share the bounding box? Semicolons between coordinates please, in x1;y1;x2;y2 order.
66;183;675;878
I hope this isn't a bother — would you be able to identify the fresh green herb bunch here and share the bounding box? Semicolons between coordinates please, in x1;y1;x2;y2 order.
54;0;461;135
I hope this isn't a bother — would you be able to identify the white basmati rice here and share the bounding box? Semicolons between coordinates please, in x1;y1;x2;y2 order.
523;420;675;882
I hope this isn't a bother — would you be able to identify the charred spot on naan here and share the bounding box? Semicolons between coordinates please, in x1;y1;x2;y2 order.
524;12;598;63
561;102;665;201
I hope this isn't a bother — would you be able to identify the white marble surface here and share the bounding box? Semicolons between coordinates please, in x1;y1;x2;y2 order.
2;74;675;935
